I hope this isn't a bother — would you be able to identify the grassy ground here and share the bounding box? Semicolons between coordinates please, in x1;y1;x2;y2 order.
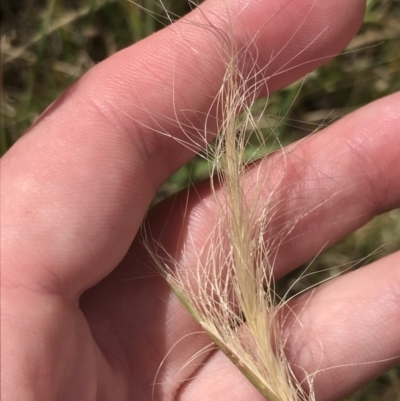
1;0;399;399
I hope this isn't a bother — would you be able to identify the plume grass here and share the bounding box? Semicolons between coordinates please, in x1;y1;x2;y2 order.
143;3;317;399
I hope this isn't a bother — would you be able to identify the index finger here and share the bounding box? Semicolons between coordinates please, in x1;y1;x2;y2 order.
1;0;365;298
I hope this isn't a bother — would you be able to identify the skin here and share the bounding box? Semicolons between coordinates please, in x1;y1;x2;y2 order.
1;0;399;400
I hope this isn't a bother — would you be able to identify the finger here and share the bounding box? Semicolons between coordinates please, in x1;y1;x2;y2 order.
83;93;400;399
1;0;365;297
177;251;400;401
145;91;400;281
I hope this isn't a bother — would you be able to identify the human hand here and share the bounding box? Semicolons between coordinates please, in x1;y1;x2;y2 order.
1;1;399;400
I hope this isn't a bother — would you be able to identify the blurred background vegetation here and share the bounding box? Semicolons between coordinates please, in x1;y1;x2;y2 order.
1;0;399;399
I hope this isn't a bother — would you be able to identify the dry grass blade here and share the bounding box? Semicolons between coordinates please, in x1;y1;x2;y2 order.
1;0;118;65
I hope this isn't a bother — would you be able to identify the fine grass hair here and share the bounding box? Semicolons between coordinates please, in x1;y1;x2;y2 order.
141;1;324;400
138;1;396;400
